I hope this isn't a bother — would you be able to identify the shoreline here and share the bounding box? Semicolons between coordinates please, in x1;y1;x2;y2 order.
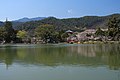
0;41;120;45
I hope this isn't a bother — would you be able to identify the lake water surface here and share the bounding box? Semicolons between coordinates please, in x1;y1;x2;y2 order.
0;44;120;80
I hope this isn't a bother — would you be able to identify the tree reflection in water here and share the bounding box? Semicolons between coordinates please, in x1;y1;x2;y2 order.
0;44;120;70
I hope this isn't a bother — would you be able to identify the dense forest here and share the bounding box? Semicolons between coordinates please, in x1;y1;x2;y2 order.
14;14;120;31
0;14;120;31
0;14;120;43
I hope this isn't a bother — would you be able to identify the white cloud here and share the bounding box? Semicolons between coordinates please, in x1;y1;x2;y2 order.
67;9;73;14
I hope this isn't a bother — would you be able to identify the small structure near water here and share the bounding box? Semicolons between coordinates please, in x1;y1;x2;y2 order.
66;30;78;43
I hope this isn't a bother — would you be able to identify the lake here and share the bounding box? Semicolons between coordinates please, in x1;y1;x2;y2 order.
0;44;120;80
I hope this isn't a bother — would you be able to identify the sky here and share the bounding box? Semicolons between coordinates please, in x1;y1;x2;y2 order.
0;0;120;21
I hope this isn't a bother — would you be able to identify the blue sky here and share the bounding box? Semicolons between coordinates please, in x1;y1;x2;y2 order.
0;0;120;21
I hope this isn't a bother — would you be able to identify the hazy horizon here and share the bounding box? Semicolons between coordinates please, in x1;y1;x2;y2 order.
0;0;120;21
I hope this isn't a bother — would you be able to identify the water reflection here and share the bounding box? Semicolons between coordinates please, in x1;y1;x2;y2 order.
0;44;120;70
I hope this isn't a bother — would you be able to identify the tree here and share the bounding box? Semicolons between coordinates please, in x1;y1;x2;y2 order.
17;30;27;39
35;24;58;43
4;21;16;43
95;28;104;36
61;32;69;41
107;17;120;40
57;30;65;42
16;30;27;43
0;27;5;41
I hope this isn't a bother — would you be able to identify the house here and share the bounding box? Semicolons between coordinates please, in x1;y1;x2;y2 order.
67;36;78;43
66;30;78;43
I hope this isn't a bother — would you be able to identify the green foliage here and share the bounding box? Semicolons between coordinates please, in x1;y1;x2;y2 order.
57;30;65;42
15;14;120;32
17;30;27;39
95;28;104;36
12;14;120;42
0;14;119;43
107;17;120;40
0;44;120;69
4;21;16;43
0;27;5;40
35;24;58;43
61;32;69;41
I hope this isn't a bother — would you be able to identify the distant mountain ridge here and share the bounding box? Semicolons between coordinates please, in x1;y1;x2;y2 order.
0;17;46;28
14;17;46;22
0;14;120;31
14;13;120;31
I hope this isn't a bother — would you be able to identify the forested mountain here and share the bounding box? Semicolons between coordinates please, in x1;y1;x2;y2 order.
14;14;120;31
0;14;120;43
13;17;46;22
0;14;120;31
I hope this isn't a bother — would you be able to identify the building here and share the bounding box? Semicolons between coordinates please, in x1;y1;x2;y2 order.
66;30;78;43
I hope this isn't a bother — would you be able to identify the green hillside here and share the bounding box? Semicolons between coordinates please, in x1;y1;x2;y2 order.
14;14;120;31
